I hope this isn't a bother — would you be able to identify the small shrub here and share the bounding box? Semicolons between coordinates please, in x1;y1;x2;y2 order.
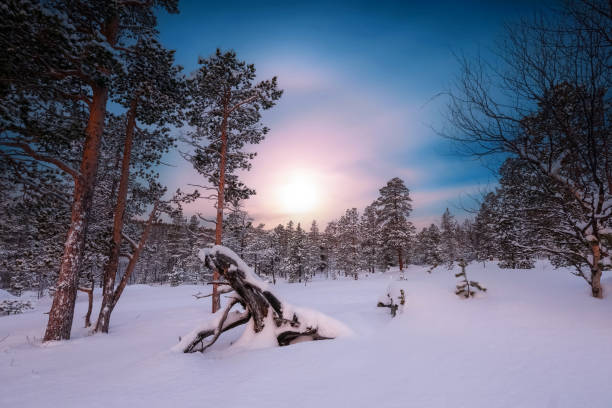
0;300;33;315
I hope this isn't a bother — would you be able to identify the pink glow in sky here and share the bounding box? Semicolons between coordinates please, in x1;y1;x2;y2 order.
161;56;489;230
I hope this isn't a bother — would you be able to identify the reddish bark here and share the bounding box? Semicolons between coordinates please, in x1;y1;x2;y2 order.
95;98;138;333
77;286;94;327
590;242;603;299
43;85;108;341
43;12;120;342
95;203;158;332
398;248;404;271
212;113;229;313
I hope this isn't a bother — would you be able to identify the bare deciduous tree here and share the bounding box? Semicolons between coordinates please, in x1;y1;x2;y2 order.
444;1;612;297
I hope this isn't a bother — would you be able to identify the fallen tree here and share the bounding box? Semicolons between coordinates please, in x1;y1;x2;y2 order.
175;245;351;353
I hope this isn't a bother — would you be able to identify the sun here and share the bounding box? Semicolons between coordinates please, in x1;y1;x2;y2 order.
278;171;319;214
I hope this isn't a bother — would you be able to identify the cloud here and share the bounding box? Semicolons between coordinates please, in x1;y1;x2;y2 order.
160;54;487;231
238;79;433;227
256;55;336;92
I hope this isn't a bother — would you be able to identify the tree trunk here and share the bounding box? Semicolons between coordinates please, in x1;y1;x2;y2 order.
95;98;137;333
43;86;108;342
212;114;229;313
590;242;603;298
95;203;158;333
398;248;404;271
77;286;94;328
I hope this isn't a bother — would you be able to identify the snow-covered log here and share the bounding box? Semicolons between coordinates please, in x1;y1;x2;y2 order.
176;245;351;353
377;282;406;317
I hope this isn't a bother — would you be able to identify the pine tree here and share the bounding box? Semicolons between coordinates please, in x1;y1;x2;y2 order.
270;224;288;283
473;192;498;264
184;49;282;312
360;204;381;273
418;224;443;267
3;0;180;341
440;208;458;268
455;259;487;298
456;219;477;262
336;208;361;279
375;178;415;273
168;263;184;287
322;221;340;279
306;220;323;280
288;223;307;283
493;162;537;269
95;37;185;333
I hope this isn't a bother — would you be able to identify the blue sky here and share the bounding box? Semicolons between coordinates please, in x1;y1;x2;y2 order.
156;0;553;229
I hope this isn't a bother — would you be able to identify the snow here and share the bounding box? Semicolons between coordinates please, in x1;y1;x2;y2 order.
0;289;18;301
2;261;612;407
199;245;268;290
226;301;353;351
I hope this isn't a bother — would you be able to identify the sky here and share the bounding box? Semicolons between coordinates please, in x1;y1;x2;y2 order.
156;0;552;230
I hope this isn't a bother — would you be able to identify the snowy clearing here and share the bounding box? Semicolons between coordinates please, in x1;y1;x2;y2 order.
1;261;612;408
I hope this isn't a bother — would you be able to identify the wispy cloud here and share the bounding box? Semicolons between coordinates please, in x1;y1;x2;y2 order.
160;55;489;230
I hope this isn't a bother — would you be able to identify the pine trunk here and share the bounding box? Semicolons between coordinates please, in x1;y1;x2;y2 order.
95;99;137;333
43;86;108;342
212;113;229;313
398;248;404;271
95;203;157;333
590;242;603;299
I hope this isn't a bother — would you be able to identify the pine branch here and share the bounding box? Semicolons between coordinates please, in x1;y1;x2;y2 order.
0;142;80;180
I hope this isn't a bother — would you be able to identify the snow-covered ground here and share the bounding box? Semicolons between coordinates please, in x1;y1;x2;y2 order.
2;261;612;408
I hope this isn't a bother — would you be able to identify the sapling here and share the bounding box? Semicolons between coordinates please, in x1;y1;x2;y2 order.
455;259;487;298
377;285;406;317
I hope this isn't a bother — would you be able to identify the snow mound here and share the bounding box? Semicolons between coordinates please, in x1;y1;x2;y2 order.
230;302;354;351
0;289;17;301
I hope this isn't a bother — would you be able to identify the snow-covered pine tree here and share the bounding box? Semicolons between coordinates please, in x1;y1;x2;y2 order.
455;259;487;298
322;221;340;279
456;219;477;263
440;208;458;268
306;220;324;280
375;178;415;274
418;224;443;267
0;162;71;297
492;162;538;270
288;223;307;283
473;192;499;265
184;49;282;312
168;262;185;287
360;204;381;274
336;208;362;279
245;223;274;280
269;224;288;283
223;208;253;259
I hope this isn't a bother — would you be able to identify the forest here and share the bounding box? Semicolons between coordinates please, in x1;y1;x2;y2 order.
1;1;611;407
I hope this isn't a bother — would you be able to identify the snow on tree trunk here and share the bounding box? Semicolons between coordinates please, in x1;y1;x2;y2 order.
96;100;137;333
44;86;109;342
95;203;158;333
211;115;229;314
176;245;351;353
590;242;603;299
